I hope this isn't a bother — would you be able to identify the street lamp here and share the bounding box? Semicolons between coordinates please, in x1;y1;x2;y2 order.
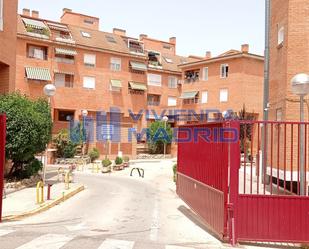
162;116;169;158
291;73;309;196
81;110;88;157
43;84;56;185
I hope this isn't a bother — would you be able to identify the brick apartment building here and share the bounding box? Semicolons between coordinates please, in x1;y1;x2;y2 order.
268;0;309;121
6;7;264;159
178;45;264;121
267;0;309;176
0;0;18;94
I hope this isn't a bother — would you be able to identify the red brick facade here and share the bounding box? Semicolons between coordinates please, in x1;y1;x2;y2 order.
0;0;17;94
269;0;309;121
10;8;264;158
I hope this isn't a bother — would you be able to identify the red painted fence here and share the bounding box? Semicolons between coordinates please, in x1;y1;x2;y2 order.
177;121;309;245
0;114;6;222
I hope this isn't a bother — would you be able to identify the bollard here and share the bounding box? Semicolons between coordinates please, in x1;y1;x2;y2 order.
36;181;44;204
64;171;70;190
57;167;64;182
47;184;53;200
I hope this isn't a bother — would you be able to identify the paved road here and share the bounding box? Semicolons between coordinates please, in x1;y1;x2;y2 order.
0;161;284;249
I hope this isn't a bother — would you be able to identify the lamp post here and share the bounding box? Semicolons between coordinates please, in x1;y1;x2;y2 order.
81;110;88;157
43;84;56;185
162;116;169;158
291;73;309;196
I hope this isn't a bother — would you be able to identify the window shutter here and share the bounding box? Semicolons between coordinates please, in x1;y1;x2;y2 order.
84;54;96;66
83;76;95;89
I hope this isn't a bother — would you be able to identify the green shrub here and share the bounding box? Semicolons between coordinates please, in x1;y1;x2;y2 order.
63;142;77;158
115;156;123;165
0;93;52;179
102;158;112;167
18;158;43;179
123;156;130;162
89;148;100;162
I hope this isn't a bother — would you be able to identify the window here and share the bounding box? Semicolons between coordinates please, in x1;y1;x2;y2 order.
220;89;228;102
128;40;144;54
84;54;96;67
168;97;177;107
27;45;48;60
163;44;171;50
81;31;91;38
148;51;162;68
83;76;95;89
147;95;160;106
110;57;121;71
0;0;3;31
220;64;229;78
147;74;162;86
106;35;116;43
278;26;284;45
203;67;208;81
58;110;74;122
54;73;74;88
84;19;94;25
164;57;173;63
201;91;208;104
168;76;177;88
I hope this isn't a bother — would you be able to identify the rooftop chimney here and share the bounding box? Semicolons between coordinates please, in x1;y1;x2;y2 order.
22;8;30;16
139;34;148;40
31;10;39;18
241;44;249;53
169;37;176;45
63;8;72;14
205;51;212;59
113;28;126;36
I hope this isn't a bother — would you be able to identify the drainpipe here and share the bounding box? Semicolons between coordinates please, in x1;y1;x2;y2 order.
261;0;271;182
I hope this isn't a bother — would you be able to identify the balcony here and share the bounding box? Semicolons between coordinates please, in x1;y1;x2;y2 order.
184;70;200;83
128;40;144;55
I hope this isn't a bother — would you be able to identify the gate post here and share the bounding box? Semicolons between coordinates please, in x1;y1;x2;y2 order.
226;121;240;246
0;114;6;222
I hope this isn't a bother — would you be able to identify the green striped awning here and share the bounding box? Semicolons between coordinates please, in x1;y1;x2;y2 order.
129;82;147;91
55;48;77;56
47;22;69;32
130;61;147;71
22;18;47;30
179;91;198;99
111;80;122;88
25;67;52;81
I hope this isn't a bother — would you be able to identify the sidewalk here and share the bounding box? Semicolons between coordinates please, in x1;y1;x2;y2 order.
2;176;84;220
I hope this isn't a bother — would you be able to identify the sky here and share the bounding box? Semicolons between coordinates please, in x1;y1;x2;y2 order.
18;0;266;57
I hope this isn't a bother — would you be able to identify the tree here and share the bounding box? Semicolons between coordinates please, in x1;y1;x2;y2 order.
234;105;256;154
148;120;173;154
0;93;52;178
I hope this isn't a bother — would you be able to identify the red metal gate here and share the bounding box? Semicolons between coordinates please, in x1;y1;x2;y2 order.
177;121;309;245
177;122;229;239
0;114;6;222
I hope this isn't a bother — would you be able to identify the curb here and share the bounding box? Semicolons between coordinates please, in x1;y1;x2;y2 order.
2;185;85;222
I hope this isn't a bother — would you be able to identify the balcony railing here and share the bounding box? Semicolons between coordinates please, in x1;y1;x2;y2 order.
27;53;48;61
55;57;75;64
184;78;199;84
147;101;160;106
